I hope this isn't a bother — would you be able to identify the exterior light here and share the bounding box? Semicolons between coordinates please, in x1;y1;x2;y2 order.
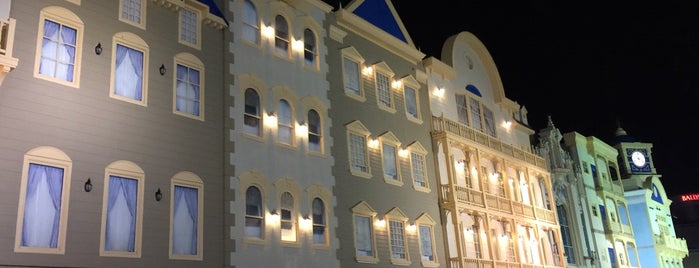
300;215;313;230
398;148;409;158
159;64;166;76
296;121;308;136
95;42;102;55
502;120;513;129
368;137;379;149
84;178;93;192
155;188;163;201
262;24;275;39
291;39;304;52
434;87;445;97
362;65;373;76
406;223;417;233
392;79;402;88
269;209;280;223
374;218;386;228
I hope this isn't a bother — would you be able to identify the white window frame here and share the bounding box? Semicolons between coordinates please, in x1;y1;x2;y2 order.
303;28;317;69
455;94;469;126
241;0;260;45
279;191;297;243
346;120;371;178
244;185;266;242
415;213;439;267
277;99;295;146
307;109;323;155
386;207;410;265
273;14;290;58
341;47;366;102
407;141;430;192
379;131;402;186
119;0;146;29
243;88;263;138
14;146;72;254
173;53;205;120
352;201;378;264
311;197;327;246
179;6;201;49
169;171;204;260
373;62;395;113
99;160;145;258
401;75;422;124
110;32;149;106
33;6;84;88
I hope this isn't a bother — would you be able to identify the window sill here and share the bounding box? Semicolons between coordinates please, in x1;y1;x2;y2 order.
356;255;379;264
243;237;266;245
413;184;431;193
242;132;265;143
345;91;366;102
385;178;404;187
276;141;298;151
350;169;372;179
406;115;423;125
378;105;396;114
390;258;411;266
420;260;439;267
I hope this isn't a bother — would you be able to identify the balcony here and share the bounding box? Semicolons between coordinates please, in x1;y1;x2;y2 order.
0;17;18;86
654;234;689;256
432;116;547;169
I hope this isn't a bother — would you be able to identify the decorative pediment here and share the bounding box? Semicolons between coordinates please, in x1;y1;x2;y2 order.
406;141;427;155
351;200;377;216
346;120;371;135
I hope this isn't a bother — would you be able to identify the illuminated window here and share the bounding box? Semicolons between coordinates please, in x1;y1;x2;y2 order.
280;192;296;242
352;201;378;263
242;0;259;44
169;172;203;260
386;208;410;265
244;88;261;136
341;47;365;101
415;213;439;267
274;15;289;56
174;53;204;120
100;161;144;258
245;186;264;239
34;7;83;88
14;147;72;254
110;32;149;106
403;83;421;122
347;121;371;178
119;0;145;29
381;143;399;183
376;72;392;108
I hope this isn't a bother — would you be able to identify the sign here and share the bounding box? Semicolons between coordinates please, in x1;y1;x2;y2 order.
681;193;699;202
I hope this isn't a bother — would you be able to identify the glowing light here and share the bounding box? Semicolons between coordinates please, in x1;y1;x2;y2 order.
296;121;308;137
398;148;409;157
362;65;373;76
374;218;386;228
392;79;402;88
300;216;313;230
681;193;699;202
406;223;417;233
261;24;275;39
291;39;304;52
264;111;277;127
434;87;445;97
368;137;379;149
502;120;513;129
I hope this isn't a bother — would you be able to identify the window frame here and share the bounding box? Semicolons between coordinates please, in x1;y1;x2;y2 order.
273;14;290;58
311;197;327;246
341;47;366;102
279;191;297;243
415;213;439;267
352;201;379;263
169;171;204;260
346;120;372;178
109;32;149;106
243;88;263;138
244;185;266;242
386;207;410;265
119;0;146;29
401;75;422;124
173;53;205;120
178;5;202;49
241;0;260;45
99;160;145;258
33;6;84;88
307;109;323;155
407;141;430;192
276;98;295;146
373;62;396;113
379;131;402;186
14;146;73;254
303;28;318;69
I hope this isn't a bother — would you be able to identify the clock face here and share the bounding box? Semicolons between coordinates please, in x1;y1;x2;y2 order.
631;151;646;167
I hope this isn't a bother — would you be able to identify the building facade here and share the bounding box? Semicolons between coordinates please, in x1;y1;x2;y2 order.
613;127;688;267
562;131;639;268
425;31;564;268
225;0;340;267
0;0;227;267
325;0;445;267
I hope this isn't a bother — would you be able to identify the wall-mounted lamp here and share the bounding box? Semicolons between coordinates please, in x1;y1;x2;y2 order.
434;87;445;97
456;160;466;169
368;137;379;149
502;120;513;129
95;43;102;55
159;64;166;76
268;209;280;223
398;148;409;158
261;24;275;39
374;218;386;228
406;223;417;233
296;121;308;136
155;188;163;201
392;79;402;88
362;65;374;76
300;215;313;230
84;178;93;192
291;39;304;52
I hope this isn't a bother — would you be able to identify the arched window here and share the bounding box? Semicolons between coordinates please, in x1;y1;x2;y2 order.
303;28;316;66
280;192;295;241
244;88;261;136
312;198;326;244
245;186;263;238
274;15;289;55
101;160;145;257
277;99;293;144
626;242;638;267
170;172;203;260
557;205;575;263
308;109;322;152
539;177;551;209
242;0;259;43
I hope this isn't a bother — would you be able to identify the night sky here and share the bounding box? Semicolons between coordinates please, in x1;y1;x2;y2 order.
322;1;699;197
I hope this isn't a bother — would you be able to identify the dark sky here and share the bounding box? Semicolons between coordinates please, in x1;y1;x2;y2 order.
324;1;699;196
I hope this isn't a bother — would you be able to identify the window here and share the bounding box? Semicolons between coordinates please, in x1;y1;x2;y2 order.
308;109;322;153
110;32;149;106
415;213;439;267
341;47;365;101
618;203;629;225
376;72;393;109
483;106;495;137
242;0;259;43
280;192;296;242
386;208;410;265
556;205;575;264
408;141;429;191
15;146;72;254
312;198;326;245
456;94;469;126
277;99;293;145
352;201;378;263
469;98;482;131
174;53;204;120
303;28;316;67
274;15;289;56
404;85;419;120
179;7;200;48
627;243;638;267
382;143;399;182
169;172;203;260
347;121;371;178
464;216;483;259
119;0;145;29
34;7;83;88
244;88;261;136
245;186;264;239
100;160;144;258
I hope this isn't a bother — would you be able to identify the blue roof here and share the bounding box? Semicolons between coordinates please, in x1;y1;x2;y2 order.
198;0;228;25
466;84;482;97
352;0;407;43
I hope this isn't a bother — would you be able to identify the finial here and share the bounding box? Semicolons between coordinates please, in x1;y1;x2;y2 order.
547;115;554;127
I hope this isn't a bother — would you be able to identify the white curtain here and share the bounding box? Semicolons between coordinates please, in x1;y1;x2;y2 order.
176;64;200;116
114;44;143;101
382;144;397;179
343;58;360;94
354;215;372;256
312;198;325;244
277;100;292;144
172;186;198;255
419;225;434;261
39;20;76;82
22;163;64;248
405;86;418;118
105;176;138;252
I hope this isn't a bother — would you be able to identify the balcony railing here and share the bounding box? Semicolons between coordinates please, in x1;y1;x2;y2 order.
654;234;689;255
621;224;633;235
0;17;18;86
449;257;560;268
432;116;547;169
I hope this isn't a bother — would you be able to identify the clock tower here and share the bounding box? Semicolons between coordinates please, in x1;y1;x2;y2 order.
612;126;656;190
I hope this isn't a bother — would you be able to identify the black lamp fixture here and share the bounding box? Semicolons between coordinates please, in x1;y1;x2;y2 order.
84;178;93;192
159;64;166;76
155;188;163;201
95;43;102;55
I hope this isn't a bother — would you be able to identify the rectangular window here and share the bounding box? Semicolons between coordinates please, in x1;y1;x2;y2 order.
349;133;368;173
419;225;435;261
376;72;392;108
112;43;145;103
411;152;427;188
120;0;145;28
179;7;198;47
343;57;360;96
469;98;482;131
483;106;495;137
17;164;66;251
389;220;407;260
38;19;77;83
382;143;398;180
456;94;469;125
171;185;199;257
104;175;139;253
354;215;374;257
404;85;419;119
280;192;295;242
175;64;201;117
